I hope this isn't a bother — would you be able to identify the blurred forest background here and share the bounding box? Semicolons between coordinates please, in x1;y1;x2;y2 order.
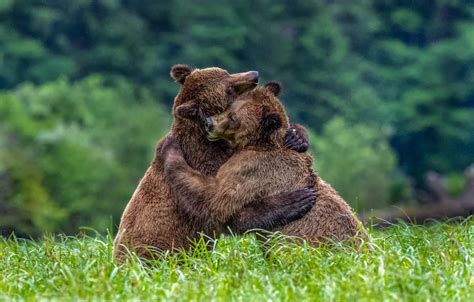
0;0;473;236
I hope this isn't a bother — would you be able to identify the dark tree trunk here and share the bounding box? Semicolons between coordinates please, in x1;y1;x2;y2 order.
362;165;474;225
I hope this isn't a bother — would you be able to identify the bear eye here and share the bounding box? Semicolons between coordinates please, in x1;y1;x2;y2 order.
227;113;240;129
225;85;236;95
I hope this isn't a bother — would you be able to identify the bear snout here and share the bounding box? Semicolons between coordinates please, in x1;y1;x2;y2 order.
247;71;259;83
205;117;214;132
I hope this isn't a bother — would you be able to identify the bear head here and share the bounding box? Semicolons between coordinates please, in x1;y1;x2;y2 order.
205;82;290;149
170;64;259;127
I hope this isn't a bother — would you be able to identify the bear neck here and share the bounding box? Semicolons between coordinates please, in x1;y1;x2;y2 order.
170;118;231;176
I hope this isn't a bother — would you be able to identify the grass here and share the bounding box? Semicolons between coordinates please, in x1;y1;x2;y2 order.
0;219;473;301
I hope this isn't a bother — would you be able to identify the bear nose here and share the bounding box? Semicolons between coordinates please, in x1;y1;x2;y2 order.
248;71;259;83
205;117;214;132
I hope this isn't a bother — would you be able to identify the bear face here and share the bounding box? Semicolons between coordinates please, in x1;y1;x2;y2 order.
205;82;290;149
170;65;259;125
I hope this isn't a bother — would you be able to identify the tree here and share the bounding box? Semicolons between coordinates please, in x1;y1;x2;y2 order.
0;76;171;235
311;118;397;210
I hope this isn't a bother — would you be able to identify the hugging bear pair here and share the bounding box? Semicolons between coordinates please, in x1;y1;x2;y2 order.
114;65;368;260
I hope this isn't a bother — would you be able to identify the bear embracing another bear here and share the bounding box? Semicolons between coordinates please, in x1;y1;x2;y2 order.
114;65;316;259
161;82;369;247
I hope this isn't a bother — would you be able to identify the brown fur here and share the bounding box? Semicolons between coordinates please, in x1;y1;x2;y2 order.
114;67;315;259
162;83;369;247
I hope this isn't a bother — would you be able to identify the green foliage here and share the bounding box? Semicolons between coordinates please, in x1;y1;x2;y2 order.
312;118;397;209
0;220;473;300
370;1;474;178
0;76;171;235
446;173;466;197
0;155;65;236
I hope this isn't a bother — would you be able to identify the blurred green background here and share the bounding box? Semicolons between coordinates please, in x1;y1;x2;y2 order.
0;0;473;236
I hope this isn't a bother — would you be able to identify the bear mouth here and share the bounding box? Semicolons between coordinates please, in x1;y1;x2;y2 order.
206;133;222;142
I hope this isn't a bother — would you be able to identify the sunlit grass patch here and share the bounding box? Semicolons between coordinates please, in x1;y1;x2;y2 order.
0;218;473;301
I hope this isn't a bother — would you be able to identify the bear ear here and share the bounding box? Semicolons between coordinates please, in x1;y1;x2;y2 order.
264;81;282;96
262;106;283;133
170;64;194;84
175;102;199;120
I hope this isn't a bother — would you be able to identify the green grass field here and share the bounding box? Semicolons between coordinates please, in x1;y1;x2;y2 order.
1;219;473;301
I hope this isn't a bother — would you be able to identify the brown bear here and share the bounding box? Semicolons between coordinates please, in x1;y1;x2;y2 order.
114;66;315;259
160;82;369;247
